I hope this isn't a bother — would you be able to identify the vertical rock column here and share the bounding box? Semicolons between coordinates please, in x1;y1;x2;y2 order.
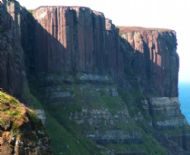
0;0;25;98
119;27;179;96
32;6;121;75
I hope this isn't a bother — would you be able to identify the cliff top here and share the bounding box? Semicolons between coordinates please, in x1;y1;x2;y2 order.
119;26;175;33
33;6;104;16
33;6;175;34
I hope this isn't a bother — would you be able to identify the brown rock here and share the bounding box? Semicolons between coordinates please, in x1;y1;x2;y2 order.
25;6;121;75
119;27;179;96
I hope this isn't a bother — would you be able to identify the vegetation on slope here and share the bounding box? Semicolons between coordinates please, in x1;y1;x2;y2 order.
0;90;31;130
0;90;51;154
29;74;167;155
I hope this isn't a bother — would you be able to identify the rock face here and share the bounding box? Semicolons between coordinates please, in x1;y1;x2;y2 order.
0;91;51;155
0;1;51;154
24;6;121;76
119;27;179;97
0;0;25;98
20;6;189;155
25;7;179;97
1;1;190;155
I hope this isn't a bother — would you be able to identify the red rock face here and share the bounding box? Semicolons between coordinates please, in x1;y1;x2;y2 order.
32;6;121;75
24;7;179;97
119;27;179;97
30;7;179;97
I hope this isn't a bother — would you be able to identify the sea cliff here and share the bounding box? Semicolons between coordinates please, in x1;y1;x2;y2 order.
0;1;189;155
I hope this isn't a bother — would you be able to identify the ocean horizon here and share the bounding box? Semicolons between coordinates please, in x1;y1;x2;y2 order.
179;82;190;124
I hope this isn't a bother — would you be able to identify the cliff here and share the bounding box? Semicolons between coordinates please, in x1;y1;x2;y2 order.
0;1;51;154
0;0;190;155
22;6;121;76
24;7;178;97
119;27;179;97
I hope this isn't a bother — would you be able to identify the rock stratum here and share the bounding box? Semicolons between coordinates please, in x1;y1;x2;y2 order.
0;0;190;155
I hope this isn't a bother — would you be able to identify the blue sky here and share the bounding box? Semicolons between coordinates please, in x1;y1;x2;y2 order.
17;0;190;82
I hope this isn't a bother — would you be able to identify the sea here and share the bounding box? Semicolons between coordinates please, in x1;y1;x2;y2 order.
179;83;190;124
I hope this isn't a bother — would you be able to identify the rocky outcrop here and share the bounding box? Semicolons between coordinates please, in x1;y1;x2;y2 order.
0;91;51;155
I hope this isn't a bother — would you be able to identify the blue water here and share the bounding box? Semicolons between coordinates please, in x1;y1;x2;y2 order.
179;83;190;124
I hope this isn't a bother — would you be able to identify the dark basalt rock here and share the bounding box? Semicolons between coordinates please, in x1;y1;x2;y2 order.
0;0;25;98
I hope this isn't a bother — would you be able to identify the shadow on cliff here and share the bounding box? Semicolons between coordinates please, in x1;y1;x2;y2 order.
21;11;67;76
119;35;178;97
0;1;26;98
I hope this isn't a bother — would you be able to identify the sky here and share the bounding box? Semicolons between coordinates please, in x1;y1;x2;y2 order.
17;0;190;82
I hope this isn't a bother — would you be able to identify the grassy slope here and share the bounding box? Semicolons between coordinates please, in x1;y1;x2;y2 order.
0;83;168;155
0;90;30;130
46;112;102;155
24;74;168;155
23;87;104;155
43;83;167;155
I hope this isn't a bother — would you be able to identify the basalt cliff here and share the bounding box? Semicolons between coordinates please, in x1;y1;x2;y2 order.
0;1;51;154
0;0;190;155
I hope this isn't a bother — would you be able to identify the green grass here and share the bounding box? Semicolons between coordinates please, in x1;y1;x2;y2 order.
142;134;166;155
0;90;41;133
118;88;145;116
22;81;43;109
45;111;103;155
0;91;23;120
24;87;103;155
71;84;128;113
